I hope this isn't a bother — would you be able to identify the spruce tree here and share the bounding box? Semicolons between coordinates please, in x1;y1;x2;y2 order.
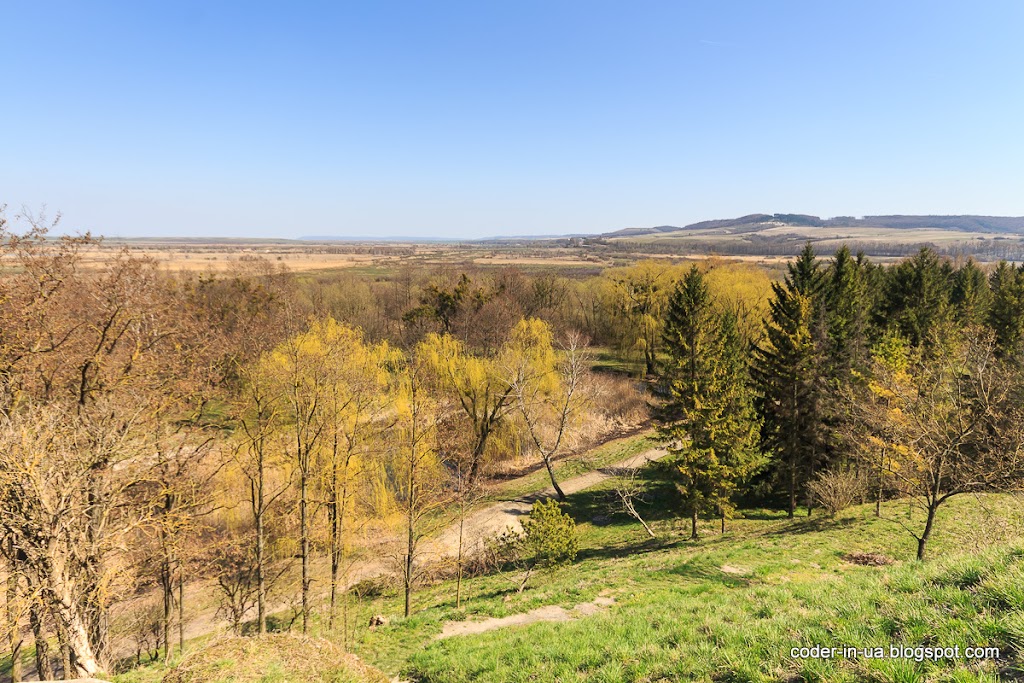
988;261;1024;359
882;247;953;348
951;258;992;329
824;246;871;377
752;244;826;518
659;267;761;539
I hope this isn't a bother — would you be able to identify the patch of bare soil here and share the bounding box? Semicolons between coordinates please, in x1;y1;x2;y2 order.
720;564;751;575
843;552;894;566
437;596;615;639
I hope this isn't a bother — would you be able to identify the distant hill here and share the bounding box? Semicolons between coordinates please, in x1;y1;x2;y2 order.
605;214;1024;238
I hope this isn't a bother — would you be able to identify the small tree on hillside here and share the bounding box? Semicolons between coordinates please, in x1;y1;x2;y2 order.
861;328;1024;560
752;244;827;518
517;499;578;591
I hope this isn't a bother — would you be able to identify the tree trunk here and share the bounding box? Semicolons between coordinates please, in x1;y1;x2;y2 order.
254;459;267;636
404;500;414;618
6;559;22;683
51;595;99;678
788;458;796;519
876;448;885;518
917;503;938;561
300;454;309;634
53;614;72;682
177;568;185;655
544;455;566;501
161;559;172;661
468;432;486;484
690;509;699;540
456;509;465;610
329;451;339;631
30;600;54;681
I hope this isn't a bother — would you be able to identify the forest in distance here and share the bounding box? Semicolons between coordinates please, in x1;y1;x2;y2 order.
3;206;1024;682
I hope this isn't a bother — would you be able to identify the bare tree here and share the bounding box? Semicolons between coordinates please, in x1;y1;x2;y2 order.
611;466;657;539
233;365;291;636
390;357;449;618
512;331;590;501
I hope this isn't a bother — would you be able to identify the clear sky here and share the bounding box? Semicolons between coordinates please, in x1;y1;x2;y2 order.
3;1;1023;239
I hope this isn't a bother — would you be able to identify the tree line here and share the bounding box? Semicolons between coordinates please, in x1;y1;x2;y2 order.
656;244;1024;560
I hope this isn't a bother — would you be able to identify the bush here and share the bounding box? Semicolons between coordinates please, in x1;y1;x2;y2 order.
522;499;579;568
807;469;865;517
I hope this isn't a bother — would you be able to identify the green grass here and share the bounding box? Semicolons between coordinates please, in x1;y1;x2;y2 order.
339;482;1024;682
57;468;1024;683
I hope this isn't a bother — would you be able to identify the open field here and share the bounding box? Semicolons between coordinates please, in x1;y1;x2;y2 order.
608;223;1024;261
59;242;615;275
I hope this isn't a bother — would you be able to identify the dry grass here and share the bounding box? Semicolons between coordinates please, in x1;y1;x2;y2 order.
161;633;388;683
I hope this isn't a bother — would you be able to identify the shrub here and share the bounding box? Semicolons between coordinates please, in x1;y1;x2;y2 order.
807;468;865;517
522;499;579;568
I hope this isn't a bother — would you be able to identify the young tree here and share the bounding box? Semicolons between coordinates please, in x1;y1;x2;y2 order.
510;326;590;501
388;355;449;617
988;261;1024;359
420;319;558;482
862;329;1024;560
263;319;338;633
660;267;762;538
606;261;675;376
234;363;291;636
882;247;953;348
314;322;395;630
951;258;992;329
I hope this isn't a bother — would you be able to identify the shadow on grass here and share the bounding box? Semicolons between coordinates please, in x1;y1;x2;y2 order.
663;556;753;587
765;515;860;536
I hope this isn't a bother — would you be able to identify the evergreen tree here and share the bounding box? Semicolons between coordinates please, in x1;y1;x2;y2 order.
824;246;871;377
752;244;826;518
659;267;762;538
882;247;953;347
951;258;992;329
988;261;1024;359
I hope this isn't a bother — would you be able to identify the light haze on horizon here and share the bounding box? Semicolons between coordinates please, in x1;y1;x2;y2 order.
3;1;1023;239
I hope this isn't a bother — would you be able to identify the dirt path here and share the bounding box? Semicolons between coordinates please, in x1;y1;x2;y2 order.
423;446;667;564
113;444;667;658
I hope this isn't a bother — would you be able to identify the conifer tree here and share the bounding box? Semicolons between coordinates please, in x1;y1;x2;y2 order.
824;246;871;377
988;261;1024;359
752;244;826;517
951;258;992;329
659;267;761;538
882;247;953;348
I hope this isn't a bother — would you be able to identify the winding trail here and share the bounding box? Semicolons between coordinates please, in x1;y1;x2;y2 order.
109;442;668;662
423;445;667;564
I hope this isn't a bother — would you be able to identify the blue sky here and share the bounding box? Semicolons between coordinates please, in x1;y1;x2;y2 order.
3;1;1023;239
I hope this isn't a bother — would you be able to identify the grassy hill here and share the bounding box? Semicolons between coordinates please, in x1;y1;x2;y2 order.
115;463;1024;683
600;214;1024;260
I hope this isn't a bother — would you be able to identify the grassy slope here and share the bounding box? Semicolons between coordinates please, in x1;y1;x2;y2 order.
111;459;1024;683
352;479;1024;683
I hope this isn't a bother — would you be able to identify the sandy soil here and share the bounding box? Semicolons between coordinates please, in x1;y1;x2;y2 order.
436;595;616;639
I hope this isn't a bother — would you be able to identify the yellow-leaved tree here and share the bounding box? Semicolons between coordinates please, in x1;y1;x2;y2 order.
603;260;680;376
260;317;396;632
418;318;563;482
